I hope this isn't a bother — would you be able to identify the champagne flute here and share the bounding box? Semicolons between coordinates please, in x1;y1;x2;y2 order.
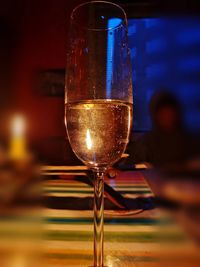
65;1;132;266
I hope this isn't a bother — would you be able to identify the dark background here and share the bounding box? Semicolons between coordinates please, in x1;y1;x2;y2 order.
0;0;200;164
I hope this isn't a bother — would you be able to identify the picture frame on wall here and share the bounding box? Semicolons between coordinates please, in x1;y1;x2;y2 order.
37;69;65;97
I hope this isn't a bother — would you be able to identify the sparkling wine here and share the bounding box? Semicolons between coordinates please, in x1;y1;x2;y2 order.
65;99;132;168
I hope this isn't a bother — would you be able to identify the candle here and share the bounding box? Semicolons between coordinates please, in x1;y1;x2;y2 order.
9;115;27;160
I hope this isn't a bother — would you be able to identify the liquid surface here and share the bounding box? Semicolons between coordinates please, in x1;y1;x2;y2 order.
65;99;132;168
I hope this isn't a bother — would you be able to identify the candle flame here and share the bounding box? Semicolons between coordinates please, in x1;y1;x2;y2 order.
11;115;26;137
83;103;94;110
86;129;92;150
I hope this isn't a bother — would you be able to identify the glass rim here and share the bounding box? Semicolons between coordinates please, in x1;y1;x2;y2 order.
70;0;127;31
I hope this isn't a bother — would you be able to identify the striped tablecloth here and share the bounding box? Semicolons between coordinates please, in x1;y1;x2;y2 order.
41;171;198;267
0;171;199;267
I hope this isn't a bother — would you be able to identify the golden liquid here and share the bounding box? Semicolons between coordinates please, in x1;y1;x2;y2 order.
65;99;132;168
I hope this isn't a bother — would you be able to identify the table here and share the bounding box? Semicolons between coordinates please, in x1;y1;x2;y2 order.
0;169;199;267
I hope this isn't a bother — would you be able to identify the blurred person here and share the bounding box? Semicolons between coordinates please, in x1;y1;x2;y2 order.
123;90;198;168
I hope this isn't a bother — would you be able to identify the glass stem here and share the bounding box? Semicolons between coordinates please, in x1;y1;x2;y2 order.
93;169;105;267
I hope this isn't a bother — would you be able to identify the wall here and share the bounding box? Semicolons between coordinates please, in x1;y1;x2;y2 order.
12;0;83;140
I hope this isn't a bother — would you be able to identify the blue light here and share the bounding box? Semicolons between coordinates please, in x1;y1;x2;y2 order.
106;17;200;131
131;47;137;57
146;63;166;78
177;28;200;45
144;18;159;29
106;18;122;98
146;38;166;54
178;56;200;71
128;24;136;35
